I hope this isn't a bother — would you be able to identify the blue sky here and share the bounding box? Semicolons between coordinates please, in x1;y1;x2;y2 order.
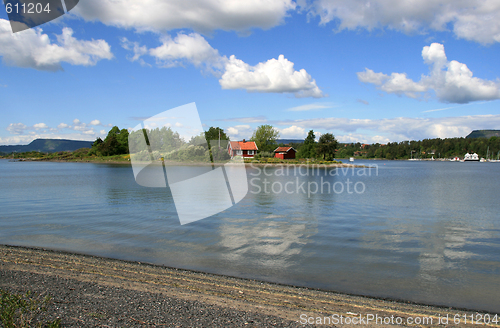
1;0;500;145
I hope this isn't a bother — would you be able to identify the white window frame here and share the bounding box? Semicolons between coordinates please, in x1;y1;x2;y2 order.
247;150;254;155
236;150;243;155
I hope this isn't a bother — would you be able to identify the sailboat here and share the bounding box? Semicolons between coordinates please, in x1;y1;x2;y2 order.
480;147;490;162
489;151;500;163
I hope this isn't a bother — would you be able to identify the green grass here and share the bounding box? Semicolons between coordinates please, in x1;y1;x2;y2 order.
0;290;60;328
244;158;342;165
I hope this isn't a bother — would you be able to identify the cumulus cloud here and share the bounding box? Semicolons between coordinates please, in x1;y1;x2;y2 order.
123;33;324;98
58;123;70;129
33;123;48;129
75;0;296;33
148;33;225;74
0;19;113;71
120;38;151;67
357;43;500;103
275;114;500;141
226;124;253;140
6;123;27;135
280;125;306;138
90;120;101;126
220;54;324;98
306;0;500;44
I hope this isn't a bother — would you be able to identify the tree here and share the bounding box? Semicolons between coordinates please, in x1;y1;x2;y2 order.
251;125;280;152
316;133;337;160
298;130;317;159
93;126;130;156
204;127;229;148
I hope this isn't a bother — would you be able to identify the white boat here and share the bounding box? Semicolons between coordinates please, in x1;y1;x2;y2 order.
463;153;480;161
349;157;354;162
450;157;460;162
489;151;500;162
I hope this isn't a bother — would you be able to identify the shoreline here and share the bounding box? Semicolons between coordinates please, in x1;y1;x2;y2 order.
5;158;368;168
0;245;491;327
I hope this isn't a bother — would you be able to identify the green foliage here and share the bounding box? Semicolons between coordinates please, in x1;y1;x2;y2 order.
254;151;274;159
210;146;231;162
335;136;500;159
297;130;317;159
316;133;337;160
90;126;129;156
251;125;280;152
204;127;229;146
165;145;210;162
0;289;60;328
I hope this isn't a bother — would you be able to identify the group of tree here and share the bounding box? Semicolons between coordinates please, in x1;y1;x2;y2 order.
335;136;500;160
127;125;231;162
90;126;129;156
249;126;338;161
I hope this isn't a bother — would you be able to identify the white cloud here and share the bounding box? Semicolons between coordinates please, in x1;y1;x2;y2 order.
6;123;27;135
90;120;101;126
275;114;500;141
287;102;333;111
279;125;306;138
123;33;324;98
357;43;500;103
306;0;500;44
75;0;296;33
226;124;253;140
336;133;390;144
72;119;89;131
220;54;325;98
100;130;106;135
0;19;113;71
120;37;151;67
58;123;70;129
148;33;225;74
33;123;48;129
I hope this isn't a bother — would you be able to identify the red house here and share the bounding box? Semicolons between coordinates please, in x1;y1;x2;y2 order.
274;147;296;159
228;140;258;158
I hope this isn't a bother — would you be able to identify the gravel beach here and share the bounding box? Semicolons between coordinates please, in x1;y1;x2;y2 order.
0;245;491;327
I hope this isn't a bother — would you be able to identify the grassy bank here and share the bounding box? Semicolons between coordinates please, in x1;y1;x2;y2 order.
0;149;131;163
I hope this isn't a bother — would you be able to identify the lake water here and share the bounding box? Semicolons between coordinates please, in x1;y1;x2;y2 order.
1;159;499;312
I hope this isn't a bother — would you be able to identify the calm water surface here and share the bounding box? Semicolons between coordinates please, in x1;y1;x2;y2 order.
0;159;499;312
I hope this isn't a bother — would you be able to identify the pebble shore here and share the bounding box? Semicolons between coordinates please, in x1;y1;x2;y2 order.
0;245;485;327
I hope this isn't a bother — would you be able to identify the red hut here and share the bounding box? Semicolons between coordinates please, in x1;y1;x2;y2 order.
274;147;296;159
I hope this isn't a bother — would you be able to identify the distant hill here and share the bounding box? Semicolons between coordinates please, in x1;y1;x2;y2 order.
466;130;500;139
277;139;304;144
0;139;93;154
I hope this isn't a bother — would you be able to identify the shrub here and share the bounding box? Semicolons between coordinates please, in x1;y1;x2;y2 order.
0;289;60;328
